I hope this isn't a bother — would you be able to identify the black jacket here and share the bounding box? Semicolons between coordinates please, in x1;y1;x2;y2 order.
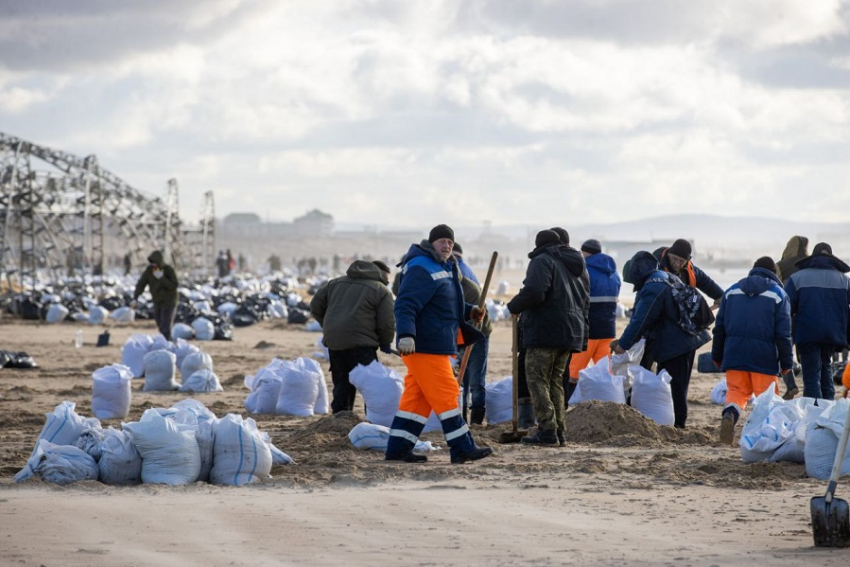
507;244;589;351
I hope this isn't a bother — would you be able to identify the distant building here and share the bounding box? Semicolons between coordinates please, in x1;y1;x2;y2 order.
222;212;262;227
294;209;333;237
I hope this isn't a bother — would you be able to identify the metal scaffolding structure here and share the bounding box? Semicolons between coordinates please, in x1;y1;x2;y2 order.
0;131;205;290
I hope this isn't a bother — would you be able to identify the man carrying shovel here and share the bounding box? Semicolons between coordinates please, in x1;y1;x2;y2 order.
385;224;492;464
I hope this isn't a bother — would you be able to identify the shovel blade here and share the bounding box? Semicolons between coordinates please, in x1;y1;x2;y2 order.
811;496;850;548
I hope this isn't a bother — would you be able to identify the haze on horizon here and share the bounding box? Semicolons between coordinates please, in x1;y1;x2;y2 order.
1;1;849;227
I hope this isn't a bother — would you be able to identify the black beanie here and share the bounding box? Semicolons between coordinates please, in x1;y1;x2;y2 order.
535;229;560;248
813;242;832;256
549;227;569;245
753;256;777;274
581;239;602;255
428;224;454;243
669;238;692;259
453;242;463;255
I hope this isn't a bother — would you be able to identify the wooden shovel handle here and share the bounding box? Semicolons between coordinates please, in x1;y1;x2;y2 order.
456;251;499;385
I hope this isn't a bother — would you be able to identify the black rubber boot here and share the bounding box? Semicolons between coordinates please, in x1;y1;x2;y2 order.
517;398;536;429
451;445;493;464
470;408;485;425
385;451;428;463
521;427;558;446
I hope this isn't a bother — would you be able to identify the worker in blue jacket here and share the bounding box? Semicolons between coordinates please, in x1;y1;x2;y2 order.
614;251;711;428
711;257;793;444
784;242;850;400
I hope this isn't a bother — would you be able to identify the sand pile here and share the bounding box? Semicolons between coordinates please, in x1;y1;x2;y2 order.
565;400;665;445
285;411;363;452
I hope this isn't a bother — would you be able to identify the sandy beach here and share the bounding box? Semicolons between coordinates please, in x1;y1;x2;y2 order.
1;314;846;566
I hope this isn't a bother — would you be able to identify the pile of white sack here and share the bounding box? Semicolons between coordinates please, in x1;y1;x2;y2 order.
738;389;850;480
14;399;293;487
244;357;329;416
120;334;222;393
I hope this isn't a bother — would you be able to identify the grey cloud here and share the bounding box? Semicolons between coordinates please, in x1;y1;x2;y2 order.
0;0;271;71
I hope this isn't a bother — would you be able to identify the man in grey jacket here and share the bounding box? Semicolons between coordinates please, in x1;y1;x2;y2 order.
310;260;396;413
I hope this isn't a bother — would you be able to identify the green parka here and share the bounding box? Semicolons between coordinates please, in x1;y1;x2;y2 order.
133;250;179;307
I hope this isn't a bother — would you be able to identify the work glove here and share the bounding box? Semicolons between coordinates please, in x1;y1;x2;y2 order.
398;337;415;355
609;339;620;353
379;344;393;355
153;269;164;279
470;306;485;322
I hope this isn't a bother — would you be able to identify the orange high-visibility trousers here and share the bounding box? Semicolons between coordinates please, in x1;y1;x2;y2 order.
569;338;613;378
398;353;460;418
725;369;779;410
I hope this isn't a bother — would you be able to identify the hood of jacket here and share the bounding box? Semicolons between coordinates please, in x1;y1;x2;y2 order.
147;250;165;265
628;251;661;288
556;246;587;278
585;252;616;276
781;236;808;260
795;253;850;274
739;267;782;296
346;260;386;283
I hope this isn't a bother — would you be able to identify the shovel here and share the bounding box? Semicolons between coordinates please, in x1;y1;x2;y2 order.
498;315;527;443
811;401;850;547
455;251;498;386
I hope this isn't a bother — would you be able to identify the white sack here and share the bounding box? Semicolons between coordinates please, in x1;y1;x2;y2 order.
33;401;101;453
348;422;436;452
171;322;194;340
630;367;675;426
192;317;215;341
173;338;200;371
275;360;320;417
181;369;224;392
121;334;153;378
572;358;626;404
45;303;69;323
209;414;273;486
349;360;404;427
98;428;142;486
15;439;99;485
109;306;135;323
88;305;109;325
143;349;179;392
181;351;213;378
91;364;133;419
244;367;283;414
123;409;201;485
484;376;513;425
710;378;728;406
740;388;798;463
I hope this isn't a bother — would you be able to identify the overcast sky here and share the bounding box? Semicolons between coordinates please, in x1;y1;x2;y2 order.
1;0;849;228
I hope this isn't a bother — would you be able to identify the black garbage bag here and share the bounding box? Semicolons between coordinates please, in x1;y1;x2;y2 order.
287;308;309;325
19;297;42;320
0;351;11;368
210;315;233;341
1;351;38;369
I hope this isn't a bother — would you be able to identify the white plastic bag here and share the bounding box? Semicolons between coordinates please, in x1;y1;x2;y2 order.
740;388;797;463
275;362;320;417
244;367;284;414
171;322;194;340
91;364;134;419
45;303;69;323
710;378;728;405
109;306;135;323
88;305;109;325
181;351;213;379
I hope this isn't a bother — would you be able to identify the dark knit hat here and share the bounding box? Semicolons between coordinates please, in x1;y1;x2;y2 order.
753;256;777;274
668;238;692;259
813;242;833;256
372;260;390;273
535;229;561;248
581;238;602;255
452;242;463;255
428;224;454;243
549;227;569;245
